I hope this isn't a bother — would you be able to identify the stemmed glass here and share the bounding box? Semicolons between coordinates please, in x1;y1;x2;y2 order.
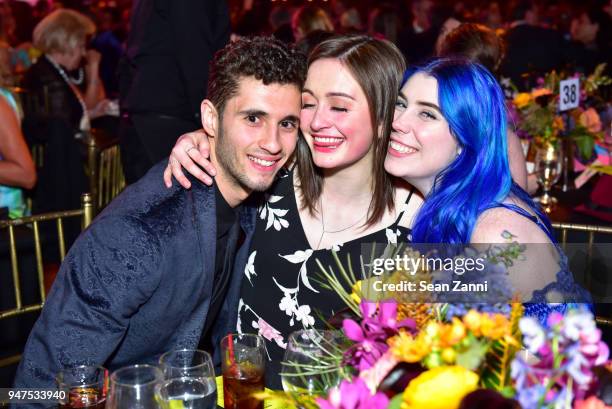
534;143;563;212
106;364;163;409
156;349;218;409
56;365;108;408
281;329;343;396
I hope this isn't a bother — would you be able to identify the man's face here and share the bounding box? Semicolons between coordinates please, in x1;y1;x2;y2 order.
213;77;301;197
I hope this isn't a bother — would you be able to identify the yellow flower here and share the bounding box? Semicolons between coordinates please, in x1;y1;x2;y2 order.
389;330;431;363
350;280;363;304
553;115;566;132
462;310;482;336
440;318;466;347
531;88;553;98
579;108;602;133
400;366;479;409
480;314;511;340
441;348;457;364
513;92;532;108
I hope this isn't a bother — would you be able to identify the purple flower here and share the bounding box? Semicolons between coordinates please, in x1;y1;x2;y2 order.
316;378;389;409
519;317;546;355
516;385;547;409
342;301;415;371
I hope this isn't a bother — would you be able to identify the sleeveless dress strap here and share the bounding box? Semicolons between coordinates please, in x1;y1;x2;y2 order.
488;202;556;243
391;188;415;228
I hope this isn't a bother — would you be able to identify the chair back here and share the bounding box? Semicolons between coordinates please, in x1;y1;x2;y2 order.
552;222;612;328
0;194;93;368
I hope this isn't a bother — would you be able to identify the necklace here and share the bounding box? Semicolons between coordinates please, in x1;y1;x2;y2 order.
315;196;372;250
69;68;84;85
45;55;90;131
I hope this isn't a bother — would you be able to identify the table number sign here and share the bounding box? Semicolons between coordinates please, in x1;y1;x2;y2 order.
559;77;580;111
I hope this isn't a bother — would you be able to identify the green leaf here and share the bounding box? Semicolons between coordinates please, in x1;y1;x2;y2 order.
387;394;404;409
479;303;523;391
572;134;595;160
456;339;489;371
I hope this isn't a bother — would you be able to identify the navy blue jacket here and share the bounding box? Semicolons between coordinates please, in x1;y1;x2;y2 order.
12;161;257;400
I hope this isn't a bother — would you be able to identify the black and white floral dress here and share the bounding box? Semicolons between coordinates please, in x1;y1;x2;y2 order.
236;169;414;388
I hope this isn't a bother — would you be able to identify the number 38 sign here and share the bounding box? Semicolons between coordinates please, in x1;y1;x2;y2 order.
559;77;580;111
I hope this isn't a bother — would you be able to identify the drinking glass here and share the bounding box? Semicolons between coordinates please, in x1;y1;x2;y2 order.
156;377;217;409
159;349;215;380
56;365;108;409
221;333;265;409
281;329;342;396
106;364;163;409
534;143;562;212
156;349;217;409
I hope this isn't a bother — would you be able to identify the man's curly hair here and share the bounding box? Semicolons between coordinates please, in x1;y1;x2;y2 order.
207;36;306;117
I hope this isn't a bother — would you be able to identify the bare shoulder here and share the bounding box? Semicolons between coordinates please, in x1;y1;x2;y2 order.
471;199;551;244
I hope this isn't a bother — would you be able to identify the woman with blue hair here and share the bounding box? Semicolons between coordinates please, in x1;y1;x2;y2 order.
385;58;591;317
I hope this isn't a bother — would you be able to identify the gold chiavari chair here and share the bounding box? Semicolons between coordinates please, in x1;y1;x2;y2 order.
552;222;612;327
96;144;126;209
84;129;126;211
0;194;94;368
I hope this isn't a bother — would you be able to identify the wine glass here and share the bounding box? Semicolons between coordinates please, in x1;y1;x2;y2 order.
157;349;217;409
56;365;108;408
534;143;562;212
281;329;342;396
106;364;163;409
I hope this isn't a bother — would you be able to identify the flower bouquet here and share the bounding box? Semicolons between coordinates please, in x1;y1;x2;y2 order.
256;245;611;409
509;63;611;160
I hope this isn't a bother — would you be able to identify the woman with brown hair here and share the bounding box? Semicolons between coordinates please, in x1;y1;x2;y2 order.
164;35;421;388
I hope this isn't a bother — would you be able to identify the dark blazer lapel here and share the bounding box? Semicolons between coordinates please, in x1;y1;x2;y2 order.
187;181;217;340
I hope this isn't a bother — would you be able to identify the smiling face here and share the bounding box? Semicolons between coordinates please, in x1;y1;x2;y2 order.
384;72;460;194
300;58;375;171
206;76;301;204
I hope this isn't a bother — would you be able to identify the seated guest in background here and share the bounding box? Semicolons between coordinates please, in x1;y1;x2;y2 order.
291;5;334;43
500;1;567;91
567;5;612;75
12;36;305;394
436;23;529;191
0;83;36;219
397;0;438;64
20;9;95;215
24;9;108;133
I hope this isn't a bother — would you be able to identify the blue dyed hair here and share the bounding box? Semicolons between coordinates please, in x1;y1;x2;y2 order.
405;58;551;244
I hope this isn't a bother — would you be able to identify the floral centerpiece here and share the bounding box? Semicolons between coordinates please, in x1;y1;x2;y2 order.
509;64;611;160
256;245;612;409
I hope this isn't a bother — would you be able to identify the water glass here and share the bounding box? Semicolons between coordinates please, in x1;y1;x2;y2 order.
281;329;342;395
156;349;217;409
56;365;108;408
159;349;215;380
106;364;163;409
156;376;217;409
221;333;266;409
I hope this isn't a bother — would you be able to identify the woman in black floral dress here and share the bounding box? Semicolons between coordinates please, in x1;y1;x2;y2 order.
164;35;422;387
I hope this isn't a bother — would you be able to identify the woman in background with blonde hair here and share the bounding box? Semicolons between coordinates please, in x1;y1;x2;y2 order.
291;5;334;42
23;8;108;133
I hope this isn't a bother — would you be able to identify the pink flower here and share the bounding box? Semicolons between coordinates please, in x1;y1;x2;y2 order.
342;301;415;371
254;318;286;348
316;378;389;409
